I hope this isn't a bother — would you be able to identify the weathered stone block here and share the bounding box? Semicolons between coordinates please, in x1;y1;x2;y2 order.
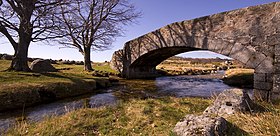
204;39;217;51
266;33;280;45
254;73;266;82
229;44;254;65
255;73;274;83
228;43;244;62
270;91;280;100
266;73;274;83
220;41;234;56
274;63;280;73
214;39;225;54
275;44;280;56
194;36;204;49
204;89;256;116
275;55;280;64
273;74;280;89
245;50;266;68
271;74;280;100
254;81;273;91
173;114;228;136
255;57;274;73
236;36;251;45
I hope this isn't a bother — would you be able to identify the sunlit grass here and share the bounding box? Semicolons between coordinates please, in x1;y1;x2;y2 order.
224;68;254;76
226;101;280;136
0;60;115;111
0;60;116;88
223;68;254;88
5;97;211;136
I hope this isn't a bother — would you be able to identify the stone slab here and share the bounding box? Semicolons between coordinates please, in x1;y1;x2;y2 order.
274;63;280;73
266;33;280;45
273;74;280;91
275;55;280;64
220;41;234;56
254;73;266;82
245;51;266;69
228;43;246;64
254;81;273;91
255;57;274;73
275;44;280;56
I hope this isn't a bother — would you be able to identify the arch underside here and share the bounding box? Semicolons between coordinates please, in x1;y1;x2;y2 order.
130;47;201;68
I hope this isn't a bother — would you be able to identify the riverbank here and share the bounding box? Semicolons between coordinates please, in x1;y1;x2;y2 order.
5;97;280;135
5;97;212;135
222;68;254;88
0;60;115;111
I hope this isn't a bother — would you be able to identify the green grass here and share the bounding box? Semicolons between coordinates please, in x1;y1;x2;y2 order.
5;97;211;136
0;60;116;90
5;97;280;136
0;60;116;111
92;62;117;74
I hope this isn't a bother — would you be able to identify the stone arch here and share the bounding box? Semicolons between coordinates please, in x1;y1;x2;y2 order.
110;2;280;100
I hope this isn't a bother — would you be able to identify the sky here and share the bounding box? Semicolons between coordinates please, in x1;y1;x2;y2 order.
0;0;279;62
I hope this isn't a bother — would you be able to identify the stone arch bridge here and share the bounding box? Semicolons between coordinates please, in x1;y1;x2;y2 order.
110;2;280;100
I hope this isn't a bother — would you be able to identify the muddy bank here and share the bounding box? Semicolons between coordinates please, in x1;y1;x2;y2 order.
0;79;112;112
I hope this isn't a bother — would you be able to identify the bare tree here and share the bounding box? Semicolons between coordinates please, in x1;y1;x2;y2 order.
0;0;65;71
57;0;140;71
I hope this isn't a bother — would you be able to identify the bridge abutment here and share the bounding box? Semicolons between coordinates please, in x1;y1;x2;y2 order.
254;73;273;101
125;66;158;79
271;44;280;100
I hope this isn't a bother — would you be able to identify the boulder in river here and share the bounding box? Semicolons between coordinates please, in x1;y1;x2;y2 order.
30;59;57;72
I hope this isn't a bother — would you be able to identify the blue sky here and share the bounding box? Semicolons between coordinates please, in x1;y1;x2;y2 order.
0;0;279;61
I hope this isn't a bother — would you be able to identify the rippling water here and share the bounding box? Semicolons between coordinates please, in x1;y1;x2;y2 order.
0;72;249;132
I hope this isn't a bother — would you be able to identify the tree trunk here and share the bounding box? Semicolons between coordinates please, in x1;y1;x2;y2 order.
9;20;32;71
84;46;93;71
9;39;31;72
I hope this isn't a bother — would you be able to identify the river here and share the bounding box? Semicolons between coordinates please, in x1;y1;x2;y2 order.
0;72;251;132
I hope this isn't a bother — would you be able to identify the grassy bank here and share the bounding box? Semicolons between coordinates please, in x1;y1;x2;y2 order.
222;68;254;88
5;97;280;135
5;97;211;135
0;60;115;111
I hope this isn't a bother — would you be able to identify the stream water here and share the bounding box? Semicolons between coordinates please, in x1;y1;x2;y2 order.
0;72;251;132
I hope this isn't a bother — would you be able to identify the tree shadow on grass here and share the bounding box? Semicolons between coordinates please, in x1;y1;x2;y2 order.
40;72;90;84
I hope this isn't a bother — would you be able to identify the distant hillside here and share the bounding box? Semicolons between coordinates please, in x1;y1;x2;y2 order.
166;56;231;64
160;56;245;68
